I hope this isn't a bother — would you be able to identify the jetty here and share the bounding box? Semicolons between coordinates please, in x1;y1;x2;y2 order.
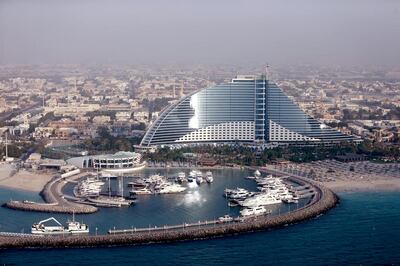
2;172;98;214
0;174;338;249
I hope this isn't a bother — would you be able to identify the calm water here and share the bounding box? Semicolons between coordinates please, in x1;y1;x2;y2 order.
0;169;305;235
0;170;399;265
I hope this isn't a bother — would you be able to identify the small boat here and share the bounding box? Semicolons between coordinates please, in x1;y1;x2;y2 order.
254;170;261;178
205;171;213;183
217;215;234;223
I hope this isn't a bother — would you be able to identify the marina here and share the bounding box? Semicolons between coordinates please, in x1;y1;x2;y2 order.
0;168;313;236
0;172;337;249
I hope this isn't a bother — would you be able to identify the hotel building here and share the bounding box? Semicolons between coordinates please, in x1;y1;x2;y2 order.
141;75;357;147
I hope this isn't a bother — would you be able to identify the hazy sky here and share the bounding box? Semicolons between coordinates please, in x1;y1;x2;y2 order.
0;0;399;67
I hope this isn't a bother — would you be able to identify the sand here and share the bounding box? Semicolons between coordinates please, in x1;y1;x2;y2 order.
0;164;54;192
322;178;400;192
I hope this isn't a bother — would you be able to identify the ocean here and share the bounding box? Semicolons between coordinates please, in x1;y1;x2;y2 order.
0;169;399;265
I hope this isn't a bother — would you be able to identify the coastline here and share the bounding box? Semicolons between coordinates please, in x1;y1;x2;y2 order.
1;164;399;194
0;169;54;193
322;179;400;193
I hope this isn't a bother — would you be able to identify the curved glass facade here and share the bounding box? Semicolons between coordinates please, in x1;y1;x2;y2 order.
141;76;356;146
266;82;354;142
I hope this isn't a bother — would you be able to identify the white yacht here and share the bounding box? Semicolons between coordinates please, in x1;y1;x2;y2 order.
130;187;152;195
87;196;134;207
188;170;197;182
157;183;186;194
75;177;105;197
205;171;214;183
196;172;204;184
229;190;252;200
177;172;186;183
224;187;246;195
217;215;234;223
129;179;147;188
240;206;270;217
240;193;281;207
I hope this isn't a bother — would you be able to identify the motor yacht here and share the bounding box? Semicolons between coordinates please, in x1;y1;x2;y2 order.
217;215;234;223
205;171;214;183
156;183;186;194
130;187;152;195
240;206;270;217
196;172;204;184
176;172;186;183
240;193;281;207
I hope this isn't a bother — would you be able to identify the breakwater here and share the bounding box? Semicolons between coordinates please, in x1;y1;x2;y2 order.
2;174;98;214
0;176;338;249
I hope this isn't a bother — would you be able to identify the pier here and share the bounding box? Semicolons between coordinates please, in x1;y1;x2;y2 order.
0;174;338;249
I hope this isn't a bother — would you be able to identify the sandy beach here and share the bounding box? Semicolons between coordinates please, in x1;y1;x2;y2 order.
322;179;400;192
0;164;54;192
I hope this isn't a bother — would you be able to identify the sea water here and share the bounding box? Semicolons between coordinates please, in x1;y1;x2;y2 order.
0;169;399;265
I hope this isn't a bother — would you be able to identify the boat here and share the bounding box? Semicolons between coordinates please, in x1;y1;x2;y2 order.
87;196;134;207
156;183;186;194
176;172;186;183
229;190;251;200
205;171;214;183
254;170;261;178
31;216;89;235
130;187;152;195
283;198;299;204
196;172;204;184
189;170;197;182
239;193;281;207
217;215;234;223
225;188;254;200
240;206;270;217
128;179;147;188
67;214;90;234
224;187;247;197
228;201;239;207
75;176;105;197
